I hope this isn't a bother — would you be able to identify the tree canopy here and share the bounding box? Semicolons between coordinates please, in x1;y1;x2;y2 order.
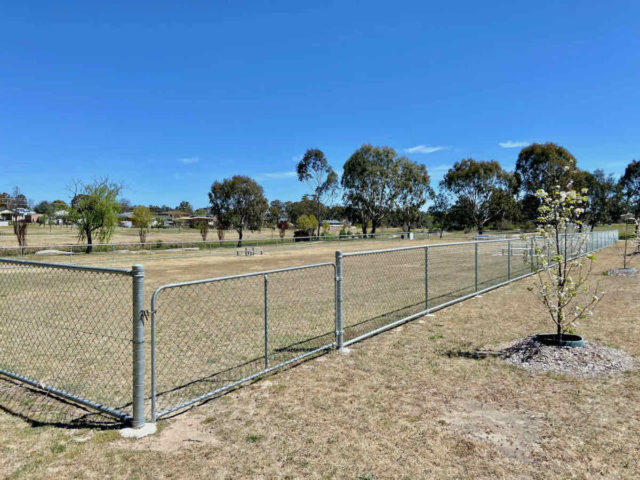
395;158;432;232
132;205;153;243
620;159;640;216
208;175;268;247
515;142;577;195
441;158;509;234
69;178;122;253
297;148;339;236
341;144;401;234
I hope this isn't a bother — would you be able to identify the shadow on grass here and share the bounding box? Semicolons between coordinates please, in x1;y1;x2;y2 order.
0;376;125;430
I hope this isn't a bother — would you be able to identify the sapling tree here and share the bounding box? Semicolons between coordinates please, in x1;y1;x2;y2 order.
132;205;153;243
196;220;209;241
277;220;289;239
620;213;639;269
534;186;603;344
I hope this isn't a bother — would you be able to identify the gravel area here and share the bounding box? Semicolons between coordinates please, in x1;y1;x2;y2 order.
499;335;637;377
607;267;640;278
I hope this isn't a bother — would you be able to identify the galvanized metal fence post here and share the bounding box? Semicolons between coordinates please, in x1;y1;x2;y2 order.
424;246;429;309
335;250;344;349
131;264;146;428
530;236;535;270
507;239;511;280
264;274;269;369
474;242;479;292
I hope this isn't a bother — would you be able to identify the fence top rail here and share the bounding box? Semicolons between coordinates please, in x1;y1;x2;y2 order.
0;257;133;275
151;261;335;301
341;230;618;257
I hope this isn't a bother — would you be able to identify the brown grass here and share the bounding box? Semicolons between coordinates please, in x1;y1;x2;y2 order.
2;245;639;479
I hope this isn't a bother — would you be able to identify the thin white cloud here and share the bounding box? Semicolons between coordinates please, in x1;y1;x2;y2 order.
405;145;450;154
499;140;529;148
257;171;297;181
179;156;199;164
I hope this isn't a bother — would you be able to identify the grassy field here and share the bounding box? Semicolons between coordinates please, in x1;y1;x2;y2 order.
0;224;419;248
0;244;638;479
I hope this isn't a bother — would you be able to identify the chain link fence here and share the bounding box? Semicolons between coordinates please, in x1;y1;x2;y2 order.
1;230;618;425
337;230;619;346
150;263;336;420
0;259;139;422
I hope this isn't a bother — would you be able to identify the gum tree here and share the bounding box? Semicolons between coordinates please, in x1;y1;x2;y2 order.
342;144;400;235
534;186;603;344
441;158;509;234
395;158;432;233
296;149;338;237
209;176;268;247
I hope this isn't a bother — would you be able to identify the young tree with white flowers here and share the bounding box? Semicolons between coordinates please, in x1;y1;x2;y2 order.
534;185;603;345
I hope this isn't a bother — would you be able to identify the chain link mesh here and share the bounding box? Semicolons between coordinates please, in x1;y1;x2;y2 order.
0;260;133;421
1;230;617;423
341;232;616;344
152;264;335;418
342;248;426;341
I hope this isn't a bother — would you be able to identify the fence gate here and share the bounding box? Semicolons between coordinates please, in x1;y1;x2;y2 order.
150;263;336;421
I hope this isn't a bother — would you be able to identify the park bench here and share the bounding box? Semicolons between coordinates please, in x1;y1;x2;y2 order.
236;247;263;256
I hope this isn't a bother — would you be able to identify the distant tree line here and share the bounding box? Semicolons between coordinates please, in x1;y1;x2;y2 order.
5;142;639;250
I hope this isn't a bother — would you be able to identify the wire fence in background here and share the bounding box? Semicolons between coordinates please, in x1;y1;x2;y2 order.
0;259;140;423
0;231;445;266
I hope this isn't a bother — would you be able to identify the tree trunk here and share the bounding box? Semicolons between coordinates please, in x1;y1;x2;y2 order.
86;228;93;254
478;223;484;235
316;197;322;238
237;228;243;248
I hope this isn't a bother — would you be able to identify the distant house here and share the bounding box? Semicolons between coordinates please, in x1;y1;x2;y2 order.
53;210;69;225
325;219;344;227
0;209;13;221
160;210;188;219
0;208;37;222
118;211;134;228
153;214;173;228
187;216;216;227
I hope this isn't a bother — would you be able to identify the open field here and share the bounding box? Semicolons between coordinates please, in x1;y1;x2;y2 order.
1;242;637;479
0;225;418;247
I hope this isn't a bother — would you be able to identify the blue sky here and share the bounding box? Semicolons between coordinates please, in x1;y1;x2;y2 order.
1;1;638;208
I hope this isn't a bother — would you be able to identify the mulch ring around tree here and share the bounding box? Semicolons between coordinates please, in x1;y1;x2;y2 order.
607;267;640;278
497;335;637;377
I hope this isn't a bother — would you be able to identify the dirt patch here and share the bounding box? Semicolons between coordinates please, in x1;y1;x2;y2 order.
499;336;637;376
608;267;640;278
126;415;221;453
440;400;544;461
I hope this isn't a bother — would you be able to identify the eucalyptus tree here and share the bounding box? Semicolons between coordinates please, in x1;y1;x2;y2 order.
441;158;509;234
515;142;578;196
395;158;432;232
297;149;338;236
208;175;268;247
619;159;640;217
341;144;401;235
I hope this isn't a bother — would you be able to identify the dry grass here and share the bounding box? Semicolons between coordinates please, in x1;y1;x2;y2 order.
0;225;426;248
1;245;639;479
